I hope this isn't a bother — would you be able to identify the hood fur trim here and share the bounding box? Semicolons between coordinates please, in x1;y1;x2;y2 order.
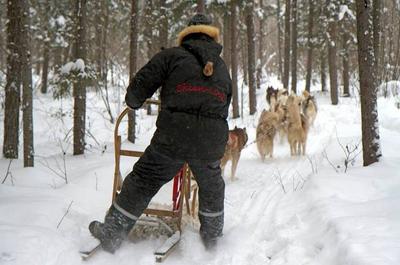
177;25;220;45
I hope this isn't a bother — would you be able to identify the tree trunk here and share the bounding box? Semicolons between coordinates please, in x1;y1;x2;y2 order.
283;0;291;89
242;37;248;86
21;0;34;167
379;5;387;82
327;1;338;105
320;50;327;92
41;0;50;94
94;0;103;77
35;41;41;76
41;41;49;94
393;7;400;80
356;0;381;166
305;0;314;92
101;0;113;123
73;0;87;155
54;47;62;70
159;0;168;49
144;0;154;115
63;43;71;65
257;0;266;88
342;24;350;97
231;1;240;118
223;10;231;72
246;0;256;115
0;8;5;71
128;0;139;143
3;0;22;159
387;1;396;81
372;0;382;83
196;0;205;13
290;0;298;94
101;0;109;87
276;0;283;80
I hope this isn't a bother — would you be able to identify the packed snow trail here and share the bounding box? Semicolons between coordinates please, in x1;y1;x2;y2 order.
1;91;400;265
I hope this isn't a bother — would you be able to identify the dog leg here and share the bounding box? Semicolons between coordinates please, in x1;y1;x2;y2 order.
289;141;294;156
257;142;265;162
270;141;274;158
231;153;239;181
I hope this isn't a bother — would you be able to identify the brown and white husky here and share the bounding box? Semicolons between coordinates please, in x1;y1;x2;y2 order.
301;90;317;127
286;95;309;156
256;110;279;161
220;127;248;181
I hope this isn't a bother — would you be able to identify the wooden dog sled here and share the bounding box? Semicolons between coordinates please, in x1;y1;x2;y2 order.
112;101;198;262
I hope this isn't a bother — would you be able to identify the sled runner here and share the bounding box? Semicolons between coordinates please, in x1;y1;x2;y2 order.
80;102;198;262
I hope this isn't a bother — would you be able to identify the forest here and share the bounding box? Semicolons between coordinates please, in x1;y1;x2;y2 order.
0;1;400;264
2;0;398;166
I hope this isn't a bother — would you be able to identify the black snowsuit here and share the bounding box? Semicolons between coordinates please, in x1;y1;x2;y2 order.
117;32;232;243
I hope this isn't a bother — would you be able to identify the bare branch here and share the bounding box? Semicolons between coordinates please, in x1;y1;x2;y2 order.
322;150;339;173
2;159;13;184
57;201;73;229
273;169;286;194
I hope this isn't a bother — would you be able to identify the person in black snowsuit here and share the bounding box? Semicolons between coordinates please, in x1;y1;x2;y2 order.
89;14;232;253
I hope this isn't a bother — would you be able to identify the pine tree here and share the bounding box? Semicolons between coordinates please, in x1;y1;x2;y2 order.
21;0;34;166
246;0;256;114
276;0;283;81
326;0;339;105
0;7;4;71
230;0;239;118
73;0;87;155
305;0;314;92
128;0;139;143
372;0;382;83
3;0;22;159
356;0;381;166
290;0;298;94
283;0;291;89
40;0;51;94
223;9;231;72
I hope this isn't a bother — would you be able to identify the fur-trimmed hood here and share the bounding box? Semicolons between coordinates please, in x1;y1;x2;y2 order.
177;25;221;77
177;25;220;46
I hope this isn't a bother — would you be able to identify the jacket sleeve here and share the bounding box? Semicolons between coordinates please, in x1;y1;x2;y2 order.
125;50;170;109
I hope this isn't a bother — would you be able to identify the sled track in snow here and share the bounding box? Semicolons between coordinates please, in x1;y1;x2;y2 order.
219;121;337;264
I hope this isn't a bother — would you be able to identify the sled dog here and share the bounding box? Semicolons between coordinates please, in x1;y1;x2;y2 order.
256;110;279;161
221;127;248;181
301;90;317;127
286;95;309;156
266;86;278;111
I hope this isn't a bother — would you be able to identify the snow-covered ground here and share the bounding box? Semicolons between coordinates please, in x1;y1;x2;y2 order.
0;79;399;265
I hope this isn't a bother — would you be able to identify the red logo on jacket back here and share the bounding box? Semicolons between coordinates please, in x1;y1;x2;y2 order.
176;83;226;102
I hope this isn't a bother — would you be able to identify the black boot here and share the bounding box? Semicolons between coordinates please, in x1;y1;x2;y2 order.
199;212;224;250
89;204;136;253
200;235;218;250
